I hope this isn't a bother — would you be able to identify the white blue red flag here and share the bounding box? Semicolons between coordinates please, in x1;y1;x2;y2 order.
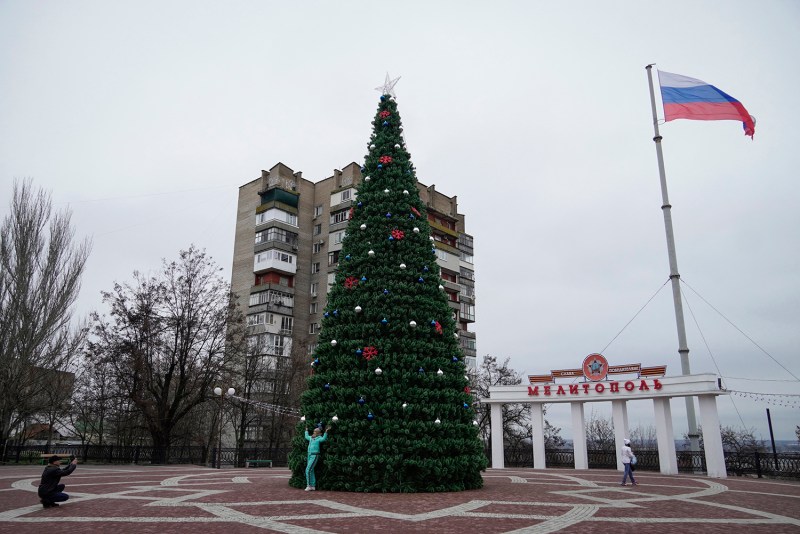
658;70;755;138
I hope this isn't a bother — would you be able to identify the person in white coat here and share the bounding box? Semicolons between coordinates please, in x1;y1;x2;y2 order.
620;438;637;486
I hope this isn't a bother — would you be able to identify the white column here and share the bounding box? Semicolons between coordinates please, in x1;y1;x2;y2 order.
698;395;727;478
653;397;678;474
611;400;629;471
531;402;546;469
571;402;588;470
490;403;504;469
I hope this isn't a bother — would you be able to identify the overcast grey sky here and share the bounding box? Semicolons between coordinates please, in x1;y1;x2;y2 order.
2;1;798;440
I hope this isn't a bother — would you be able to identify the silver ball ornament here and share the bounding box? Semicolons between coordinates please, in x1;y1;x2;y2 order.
409;320;417;328
368;250;375;257
355;306;362;313
375;367;383;375
331;339;337;346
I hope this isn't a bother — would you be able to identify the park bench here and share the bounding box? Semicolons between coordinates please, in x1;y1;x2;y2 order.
244;459;272;468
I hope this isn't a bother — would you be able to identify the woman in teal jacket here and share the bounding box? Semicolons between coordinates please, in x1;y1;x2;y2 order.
304;426;329;491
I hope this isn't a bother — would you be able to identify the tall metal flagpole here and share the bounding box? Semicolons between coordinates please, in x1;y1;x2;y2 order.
645;64;700;452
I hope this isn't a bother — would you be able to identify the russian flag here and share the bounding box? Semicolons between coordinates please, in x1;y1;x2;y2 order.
658;70;755;138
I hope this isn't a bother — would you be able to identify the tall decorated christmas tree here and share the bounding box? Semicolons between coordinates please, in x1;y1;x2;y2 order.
287;77;487;492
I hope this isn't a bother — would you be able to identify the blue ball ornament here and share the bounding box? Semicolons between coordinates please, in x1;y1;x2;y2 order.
452;356;459;362
333;309;339;316
324;383;330;391
418;367;425;374
324;312;329;318
361;166;366;172
463;403;469;408
345;254;351;261
431;320;437;326
382;121;389;126
378;164;383;169
356;349;362;355
381;318;388;325
380;95;386;101
361;276;367;282
418;277;424;283
367;412;374;421
358;202;363;207
386;212;392;218
423;266;429;272
409;214;415;219
358;396;366;405
383;289;389;295
389;236;394;241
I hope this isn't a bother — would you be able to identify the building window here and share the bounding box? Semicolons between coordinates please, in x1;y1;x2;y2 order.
247;313;264;326
313;224;322;236
310;282;318;296
341;189;351;201
435;249;449;261
309;323;319;334
254;272;295;288
460;302;475;322
313;242;323;254
332;230;346;244
311;262;320;274
255;227;298;246
280;316;293;335
460;267;474;281
328;250;340;266
309;302;318;314
314;204;323;217
330;209;349;225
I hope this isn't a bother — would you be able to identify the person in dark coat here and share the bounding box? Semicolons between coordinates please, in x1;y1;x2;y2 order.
38;455;77;507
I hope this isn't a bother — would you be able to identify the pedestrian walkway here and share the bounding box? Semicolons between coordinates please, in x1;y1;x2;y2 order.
1;465;799;533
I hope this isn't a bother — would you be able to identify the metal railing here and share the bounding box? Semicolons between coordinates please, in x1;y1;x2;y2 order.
491;447;800;479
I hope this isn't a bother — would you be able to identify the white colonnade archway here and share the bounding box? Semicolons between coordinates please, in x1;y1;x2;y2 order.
482;373;729;478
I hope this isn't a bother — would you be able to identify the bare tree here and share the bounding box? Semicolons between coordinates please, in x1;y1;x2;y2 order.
474;356;530;449
0;179;91;452
629;423;658;450
584;410;615;451
683;425;766;453
474;356;564;450
87;246;243;462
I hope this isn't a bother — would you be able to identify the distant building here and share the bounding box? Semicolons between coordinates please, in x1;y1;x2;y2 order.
230;161;477;385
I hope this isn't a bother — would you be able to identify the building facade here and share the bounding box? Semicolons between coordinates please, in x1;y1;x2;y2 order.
230;162;476;442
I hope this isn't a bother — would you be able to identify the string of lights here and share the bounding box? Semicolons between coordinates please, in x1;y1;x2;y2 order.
729;390;800;408
229;395;302;418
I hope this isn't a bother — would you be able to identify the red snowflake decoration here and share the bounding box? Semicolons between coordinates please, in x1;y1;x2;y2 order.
379;155;393;165
411;206;421;217
379;110;391;119
390;229;405;240
464;386;471;395
434;321;443;334
344;276;359;289
362;346;378;361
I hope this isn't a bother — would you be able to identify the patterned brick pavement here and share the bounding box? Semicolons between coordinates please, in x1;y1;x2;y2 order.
1;465;799;533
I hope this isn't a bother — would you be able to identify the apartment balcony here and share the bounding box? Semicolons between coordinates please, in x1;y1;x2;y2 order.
254;255;297;275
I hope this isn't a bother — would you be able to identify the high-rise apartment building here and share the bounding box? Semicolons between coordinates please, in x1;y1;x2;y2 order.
231;161;476;389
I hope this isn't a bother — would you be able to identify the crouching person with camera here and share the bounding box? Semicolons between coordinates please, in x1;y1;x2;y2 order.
38;455;78;508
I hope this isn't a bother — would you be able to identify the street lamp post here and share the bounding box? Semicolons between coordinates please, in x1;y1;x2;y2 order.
213;386;235;469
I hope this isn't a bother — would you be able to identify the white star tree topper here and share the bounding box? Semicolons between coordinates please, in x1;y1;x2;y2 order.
375;73;401;97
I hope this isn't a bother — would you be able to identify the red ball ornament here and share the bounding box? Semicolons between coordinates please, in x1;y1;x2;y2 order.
362;346;378;361
348;207;354;220
390;229;405;240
